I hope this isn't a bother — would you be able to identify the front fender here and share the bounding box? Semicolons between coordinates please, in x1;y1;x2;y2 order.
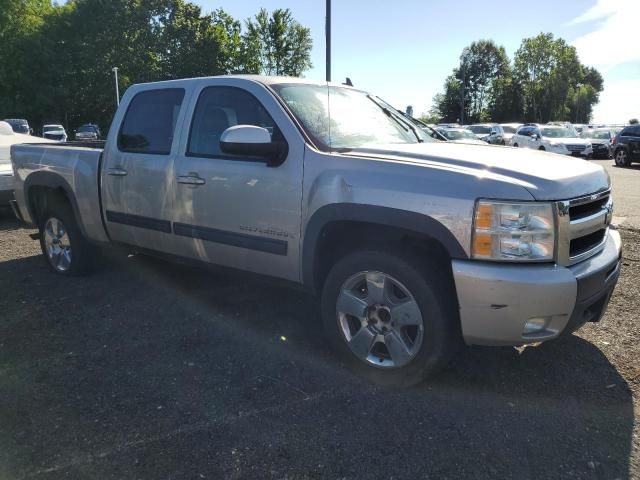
301;203;468;288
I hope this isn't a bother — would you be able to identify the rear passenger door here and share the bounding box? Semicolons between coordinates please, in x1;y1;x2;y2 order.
101;87;187;253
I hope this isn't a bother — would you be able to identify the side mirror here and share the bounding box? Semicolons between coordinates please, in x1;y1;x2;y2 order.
220;125;287;167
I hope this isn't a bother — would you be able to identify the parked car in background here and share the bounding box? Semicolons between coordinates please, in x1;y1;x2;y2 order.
10;75;621;385
580;128;615;159
436;127;487;145
3;118;32;135
0;121;53;206
547;121;579;137
468;123;505;145
573;124;587;134
499;123;522;145
512;124;592;158
75;123;101;141
42;124;68;142
612;124;640;167
420;124;448;141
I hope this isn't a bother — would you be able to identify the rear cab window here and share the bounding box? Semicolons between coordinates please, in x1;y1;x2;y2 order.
118;88;185;154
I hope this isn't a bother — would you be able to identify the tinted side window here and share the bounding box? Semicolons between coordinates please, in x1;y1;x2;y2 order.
517;127;531;136
118;89;185;154
621;127;634;137
188;86;281;158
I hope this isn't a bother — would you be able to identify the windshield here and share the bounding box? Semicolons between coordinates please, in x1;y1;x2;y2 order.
501;125;518;133
271;84;426;149
78;125;96;133
581;130;610;140
444;129;476;140
541;127;577;138
469;125;491;134
43;126;62;132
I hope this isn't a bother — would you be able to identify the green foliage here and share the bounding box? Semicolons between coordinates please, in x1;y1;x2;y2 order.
629;118;638;124
244;8;312;76
431;33;603;124
0;1;312;133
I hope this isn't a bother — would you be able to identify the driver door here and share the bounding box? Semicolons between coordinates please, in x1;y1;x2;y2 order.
171;82;304;282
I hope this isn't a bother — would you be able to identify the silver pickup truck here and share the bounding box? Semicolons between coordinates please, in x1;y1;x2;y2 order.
10;75;621;385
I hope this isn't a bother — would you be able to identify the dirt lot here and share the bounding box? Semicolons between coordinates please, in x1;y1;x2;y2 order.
0;208;638;479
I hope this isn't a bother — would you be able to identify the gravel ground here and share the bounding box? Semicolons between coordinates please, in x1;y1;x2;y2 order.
0;209;638;479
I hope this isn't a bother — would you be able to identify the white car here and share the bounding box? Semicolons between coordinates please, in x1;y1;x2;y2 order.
437;127;488;145
511;124;593;158
500;123;522;145
42;124;68;142
0;121;54;206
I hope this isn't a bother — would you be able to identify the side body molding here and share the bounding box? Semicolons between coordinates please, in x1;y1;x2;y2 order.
301;203;469;288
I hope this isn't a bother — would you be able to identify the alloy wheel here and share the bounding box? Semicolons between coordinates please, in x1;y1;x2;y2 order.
336;271;424;368
43;217;72;272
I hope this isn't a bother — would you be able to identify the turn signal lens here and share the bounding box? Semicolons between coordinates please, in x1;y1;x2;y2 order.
475;203;493;229
473;233;493;257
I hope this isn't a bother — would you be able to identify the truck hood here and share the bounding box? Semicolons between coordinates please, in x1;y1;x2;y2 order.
346;142;609;201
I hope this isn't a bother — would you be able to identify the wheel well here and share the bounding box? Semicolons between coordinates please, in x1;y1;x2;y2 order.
312;221;458;304
27;186;70;226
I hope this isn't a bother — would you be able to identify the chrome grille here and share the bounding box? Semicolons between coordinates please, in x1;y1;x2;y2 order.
556;190;612;266
566;144;587;152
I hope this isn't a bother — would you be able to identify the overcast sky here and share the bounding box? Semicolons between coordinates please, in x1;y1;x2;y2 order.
197;0;639;123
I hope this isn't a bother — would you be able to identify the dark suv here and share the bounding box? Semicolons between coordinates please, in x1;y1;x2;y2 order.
612;125;640;167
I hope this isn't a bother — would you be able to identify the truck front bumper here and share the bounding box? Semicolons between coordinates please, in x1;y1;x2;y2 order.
452;229;622;346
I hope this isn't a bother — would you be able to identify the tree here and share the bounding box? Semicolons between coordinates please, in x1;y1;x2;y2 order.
457;40;510;123
629;118;638;124
0;1;314;134
244;8;312;76
513;33;585;122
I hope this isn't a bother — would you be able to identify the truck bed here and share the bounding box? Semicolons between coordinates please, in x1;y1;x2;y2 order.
11;142;109;243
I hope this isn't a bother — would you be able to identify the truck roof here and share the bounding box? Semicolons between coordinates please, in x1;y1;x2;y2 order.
131;74;356;90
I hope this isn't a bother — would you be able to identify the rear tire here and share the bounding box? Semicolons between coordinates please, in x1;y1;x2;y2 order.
538;146;546;151
614;148;630;167
513;143;518;148
320;250;460;386
38;199;96;275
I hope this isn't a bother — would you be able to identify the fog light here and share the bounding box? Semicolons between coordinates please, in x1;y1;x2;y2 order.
523;317;549;335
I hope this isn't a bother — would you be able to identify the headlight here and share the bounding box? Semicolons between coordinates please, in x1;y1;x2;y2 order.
472;200;555;262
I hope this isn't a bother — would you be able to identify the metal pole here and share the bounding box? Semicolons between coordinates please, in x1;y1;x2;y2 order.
325;0;331;82
460;65;465;125
112;67;120;107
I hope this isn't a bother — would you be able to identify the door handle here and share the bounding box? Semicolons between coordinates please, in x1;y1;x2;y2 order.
107;167;128;177
177;175;206;186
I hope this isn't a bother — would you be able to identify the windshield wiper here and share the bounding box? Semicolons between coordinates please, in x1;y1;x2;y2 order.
366;95;423;143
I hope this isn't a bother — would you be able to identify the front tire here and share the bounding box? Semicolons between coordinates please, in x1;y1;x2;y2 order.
320;250;459;386
39;199;95;275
